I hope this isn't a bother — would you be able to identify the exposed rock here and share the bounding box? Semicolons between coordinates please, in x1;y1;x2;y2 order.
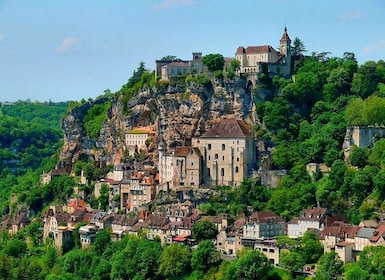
59;79;255;172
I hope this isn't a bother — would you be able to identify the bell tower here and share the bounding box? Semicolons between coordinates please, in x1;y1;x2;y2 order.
279;26;292;75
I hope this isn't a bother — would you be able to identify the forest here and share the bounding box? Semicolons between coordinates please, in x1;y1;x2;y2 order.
1;42;385;279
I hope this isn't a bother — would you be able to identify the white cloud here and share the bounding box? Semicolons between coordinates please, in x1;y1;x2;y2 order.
338;10;364;20
362;40;385;55
0;33;4;43
152;0;196;10
56;37;81;53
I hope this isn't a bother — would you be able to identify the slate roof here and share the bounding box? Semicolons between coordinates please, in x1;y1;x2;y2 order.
280;26;291;41
202;119;253;138
356;227;376;238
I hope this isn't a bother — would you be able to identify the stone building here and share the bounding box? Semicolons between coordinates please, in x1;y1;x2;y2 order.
198;118;257;187
155;52;204;80
172;146;201;189
235;26;292;78
125;127;155;156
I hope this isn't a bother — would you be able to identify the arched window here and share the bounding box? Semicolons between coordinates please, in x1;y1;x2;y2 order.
235;166;239;173
221;168;224;176
222;144;225;150
215;154;218;159
208;144;211;150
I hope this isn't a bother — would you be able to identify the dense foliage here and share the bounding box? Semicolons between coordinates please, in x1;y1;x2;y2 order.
0;101;67;213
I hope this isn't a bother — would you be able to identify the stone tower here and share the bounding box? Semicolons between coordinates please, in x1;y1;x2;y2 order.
279;26;292;74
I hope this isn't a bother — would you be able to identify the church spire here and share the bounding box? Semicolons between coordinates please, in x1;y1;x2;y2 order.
280;25;291;42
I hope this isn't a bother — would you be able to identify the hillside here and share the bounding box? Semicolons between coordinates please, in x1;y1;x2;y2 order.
0;101;68;213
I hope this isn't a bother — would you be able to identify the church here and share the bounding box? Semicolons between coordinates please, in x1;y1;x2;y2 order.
235;26;292;77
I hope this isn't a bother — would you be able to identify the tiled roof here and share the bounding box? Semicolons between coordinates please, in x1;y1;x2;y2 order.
298;207;327;221
245;45;278;54
175;146;192;157
202;118;253;138
369;224;385;242
248;211;284;224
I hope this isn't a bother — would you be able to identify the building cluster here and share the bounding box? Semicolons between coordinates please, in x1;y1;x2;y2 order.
5;203;385;267
155;26;292;81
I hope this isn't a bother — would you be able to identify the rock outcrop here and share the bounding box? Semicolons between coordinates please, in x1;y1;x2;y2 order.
59;78;256;172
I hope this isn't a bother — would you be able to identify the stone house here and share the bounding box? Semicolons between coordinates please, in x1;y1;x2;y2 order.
144;214;170;243
197;118;257;187
11;212;30;235
287;207;328;238
79;225;98;248
235;26;292;78
125;127;155;156
155;52;204;80
242;211;285;244
216;216;245;256
172;146;202;189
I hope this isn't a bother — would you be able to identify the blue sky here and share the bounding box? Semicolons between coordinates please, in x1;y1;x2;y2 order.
0;0;384;102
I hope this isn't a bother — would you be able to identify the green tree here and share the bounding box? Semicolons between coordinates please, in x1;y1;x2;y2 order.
315;251;343;280
93;229;111;255
349;146;368;168
225;249;272;280
158;243;191;280
191;240;221;273
202;54;225;72
191;220;218;242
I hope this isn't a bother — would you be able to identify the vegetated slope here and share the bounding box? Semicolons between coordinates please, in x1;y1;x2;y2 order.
0;101;68;213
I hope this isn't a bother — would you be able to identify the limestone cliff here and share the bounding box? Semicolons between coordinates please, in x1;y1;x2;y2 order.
59;78;256;172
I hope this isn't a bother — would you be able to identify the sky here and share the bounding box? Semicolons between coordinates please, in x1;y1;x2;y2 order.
0;0;384;102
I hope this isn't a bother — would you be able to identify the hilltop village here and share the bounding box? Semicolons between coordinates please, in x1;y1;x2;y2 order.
3;27;385;276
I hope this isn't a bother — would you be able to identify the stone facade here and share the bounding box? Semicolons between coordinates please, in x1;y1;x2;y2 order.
235;26;291;78
198;118;257;187
125;127;155;156
172;147;201;189
155;52;204;80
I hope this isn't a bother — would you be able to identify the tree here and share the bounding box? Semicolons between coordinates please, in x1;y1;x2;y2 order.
225;249;272;280
158;243;191;279
191;240;221;273
191;220;218;242
315;251;343;280
301;231;323;264
202;54;225;72
93;229;111;255
349;146;368;168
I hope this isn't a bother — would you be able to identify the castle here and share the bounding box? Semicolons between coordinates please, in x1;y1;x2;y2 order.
235;26;292;77
155;26;292;81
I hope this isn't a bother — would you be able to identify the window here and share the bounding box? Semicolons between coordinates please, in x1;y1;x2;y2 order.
237;158;239;162
215;154;218;159
235;166;239;173
207;168;211;177
208;144;211;150
222;156;225;161
221;168;224;176
222;144;225;150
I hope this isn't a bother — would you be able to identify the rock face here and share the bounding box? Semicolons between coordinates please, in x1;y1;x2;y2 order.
59;79;256;172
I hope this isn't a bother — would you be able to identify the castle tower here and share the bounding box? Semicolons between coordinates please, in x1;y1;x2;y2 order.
279;26;292;75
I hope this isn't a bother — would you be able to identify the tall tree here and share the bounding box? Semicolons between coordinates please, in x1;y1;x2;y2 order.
158;243;191;279
202;54;225;72
315;251;343;280
191;240;221;273
191;220;218;242
225;249;272;280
